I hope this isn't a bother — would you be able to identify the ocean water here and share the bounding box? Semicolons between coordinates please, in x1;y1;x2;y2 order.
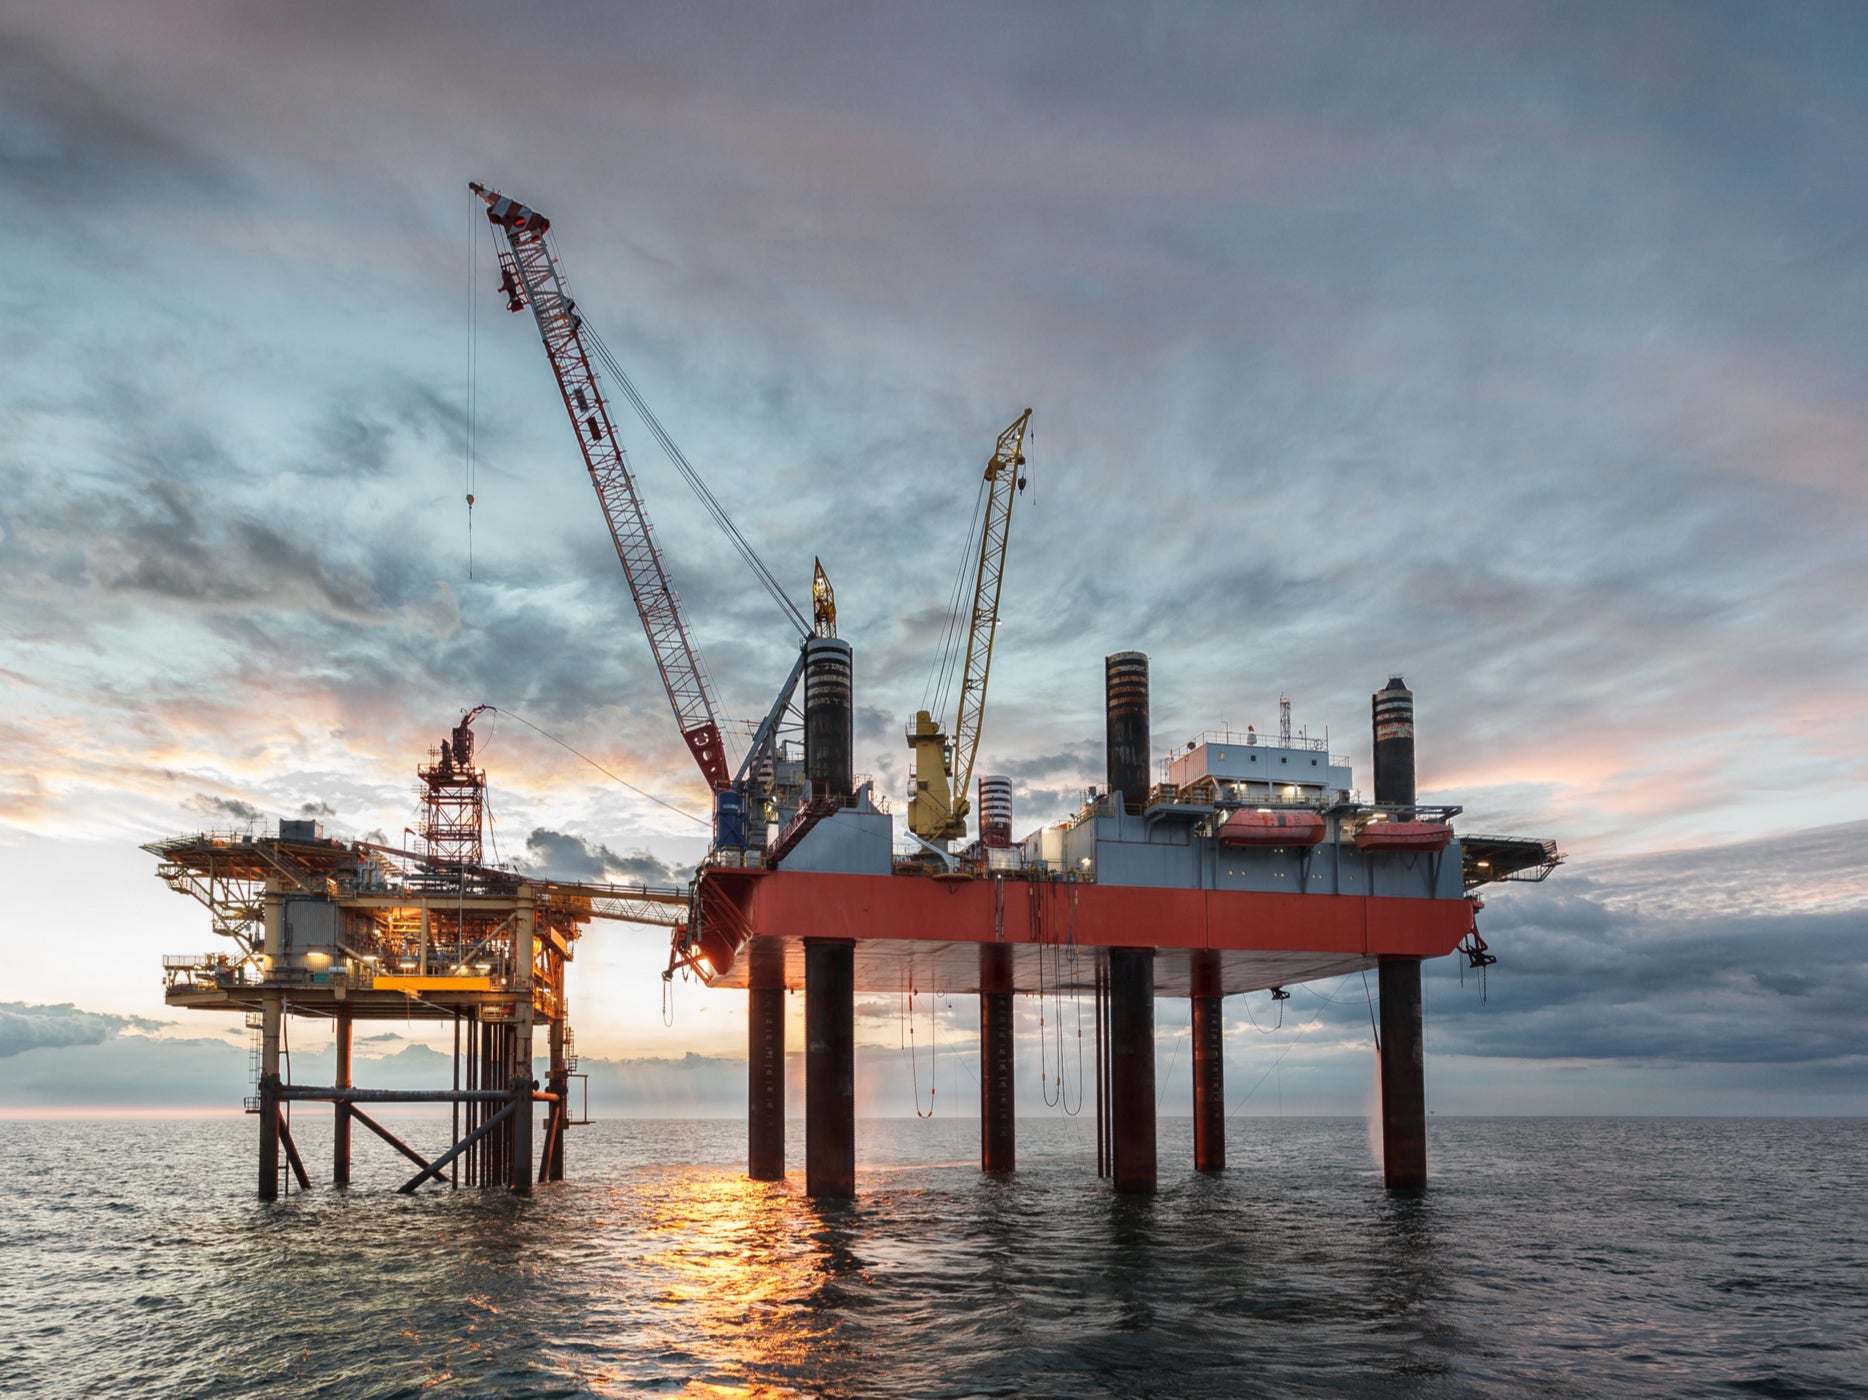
0;1115;1862;1398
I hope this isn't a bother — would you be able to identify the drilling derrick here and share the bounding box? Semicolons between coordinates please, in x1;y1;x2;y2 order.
418;706;491;869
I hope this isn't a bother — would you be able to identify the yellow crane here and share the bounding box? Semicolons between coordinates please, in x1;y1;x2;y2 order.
907;410;1031;847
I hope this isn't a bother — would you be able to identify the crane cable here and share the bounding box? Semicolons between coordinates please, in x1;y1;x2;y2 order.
490;706;708;827
465;194;479;579
921;477;990;724
578;311;809;639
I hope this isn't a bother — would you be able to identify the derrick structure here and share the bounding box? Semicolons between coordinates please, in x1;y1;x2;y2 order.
417;705;490;868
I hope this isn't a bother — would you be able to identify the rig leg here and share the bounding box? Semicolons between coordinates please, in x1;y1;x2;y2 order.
980;943;1015;1174
544;1015;567;1183
805;938;855;1199
1378;956;1427;1192
509;891;537;1193
257;991;282;1201
1109;947;1157;1195
1191;954;1224;1173
1094;965;1108;1178
333;1009;353;1187
748;938;786;1182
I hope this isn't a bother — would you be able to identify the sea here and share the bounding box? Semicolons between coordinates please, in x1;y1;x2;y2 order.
0;1115;1862;1398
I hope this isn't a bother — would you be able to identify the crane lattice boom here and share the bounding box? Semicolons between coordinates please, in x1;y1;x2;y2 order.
471;183;729;790
950;410;1031;831
906;410;1030;845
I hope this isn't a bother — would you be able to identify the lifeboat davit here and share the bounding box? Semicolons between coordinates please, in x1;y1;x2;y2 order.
1355;820;1453;852
1218;810;1327;847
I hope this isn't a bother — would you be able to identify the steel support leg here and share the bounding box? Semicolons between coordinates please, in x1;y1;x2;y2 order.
1190;951;1224;1173
980;943;1015;1174
748;938;786;1182
1192;995;1225;1172
1379;956;1428;1192
1109;947;1156;1195
805;938;855;1198
333;1010;353;1187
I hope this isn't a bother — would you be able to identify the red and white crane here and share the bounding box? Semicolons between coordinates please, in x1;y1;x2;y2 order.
470;183;808;804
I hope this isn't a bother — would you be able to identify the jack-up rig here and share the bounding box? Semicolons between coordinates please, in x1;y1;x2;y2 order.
149;184;1561;1199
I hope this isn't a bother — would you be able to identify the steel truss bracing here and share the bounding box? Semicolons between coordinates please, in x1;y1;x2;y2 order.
472;184;729;789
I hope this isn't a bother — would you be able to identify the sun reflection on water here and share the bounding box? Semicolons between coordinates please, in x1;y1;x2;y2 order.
634;1170;873;1397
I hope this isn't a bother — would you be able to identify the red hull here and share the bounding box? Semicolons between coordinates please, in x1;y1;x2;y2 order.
694;866;1470;994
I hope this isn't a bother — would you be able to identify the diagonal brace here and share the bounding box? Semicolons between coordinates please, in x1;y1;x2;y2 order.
400;1102;516;1194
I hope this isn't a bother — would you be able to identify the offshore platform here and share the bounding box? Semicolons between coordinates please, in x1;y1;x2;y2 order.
149;184;1560;1199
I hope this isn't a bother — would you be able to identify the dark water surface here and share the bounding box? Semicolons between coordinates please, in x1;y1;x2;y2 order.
1;1116;1862;1398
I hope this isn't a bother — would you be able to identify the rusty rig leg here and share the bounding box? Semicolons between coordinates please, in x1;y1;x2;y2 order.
980;943;1015;1175
748;938;786;1182
333;1009;353;1188
805;938;855;1199
1109;947;1156;1195
1379;955;1428;1193
1191;952;1225;1174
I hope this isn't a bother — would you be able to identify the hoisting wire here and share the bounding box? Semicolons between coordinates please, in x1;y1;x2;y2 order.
490;707;708;827
922;478;991;723
1362;970;1380;1054
902;981;936;1118
578;316;809;638
1225;973;1356;1119
465;192;481;580
1157;1003;1192;1108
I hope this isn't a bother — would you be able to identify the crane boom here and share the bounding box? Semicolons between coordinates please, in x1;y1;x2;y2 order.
950;410;1031;830
906;410;1030;845
471;183;729;790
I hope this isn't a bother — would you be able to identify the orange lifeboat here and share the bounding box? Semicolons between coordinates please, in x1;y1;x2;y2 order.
1218;810;1327;847
1355;820;1453;852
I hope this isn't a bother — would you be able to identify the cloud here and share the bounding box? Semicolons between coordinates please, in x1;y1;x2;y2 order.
0;1002;162;1058
1426;820;1868;1075
183;792;264;825
519;828;685;885
298;800;336;818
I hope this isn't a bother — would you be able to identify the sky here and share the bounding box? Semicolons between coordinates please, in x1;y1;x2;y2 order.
0;1;1863;1117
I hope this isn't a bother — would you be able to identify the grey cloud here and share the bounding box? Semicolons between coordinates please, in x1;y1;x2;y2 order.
184;792;264;824
0;28;238;209
0;1002;162;1058
298;800;337;818
1427;822;1868;1070
519;828;684;885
